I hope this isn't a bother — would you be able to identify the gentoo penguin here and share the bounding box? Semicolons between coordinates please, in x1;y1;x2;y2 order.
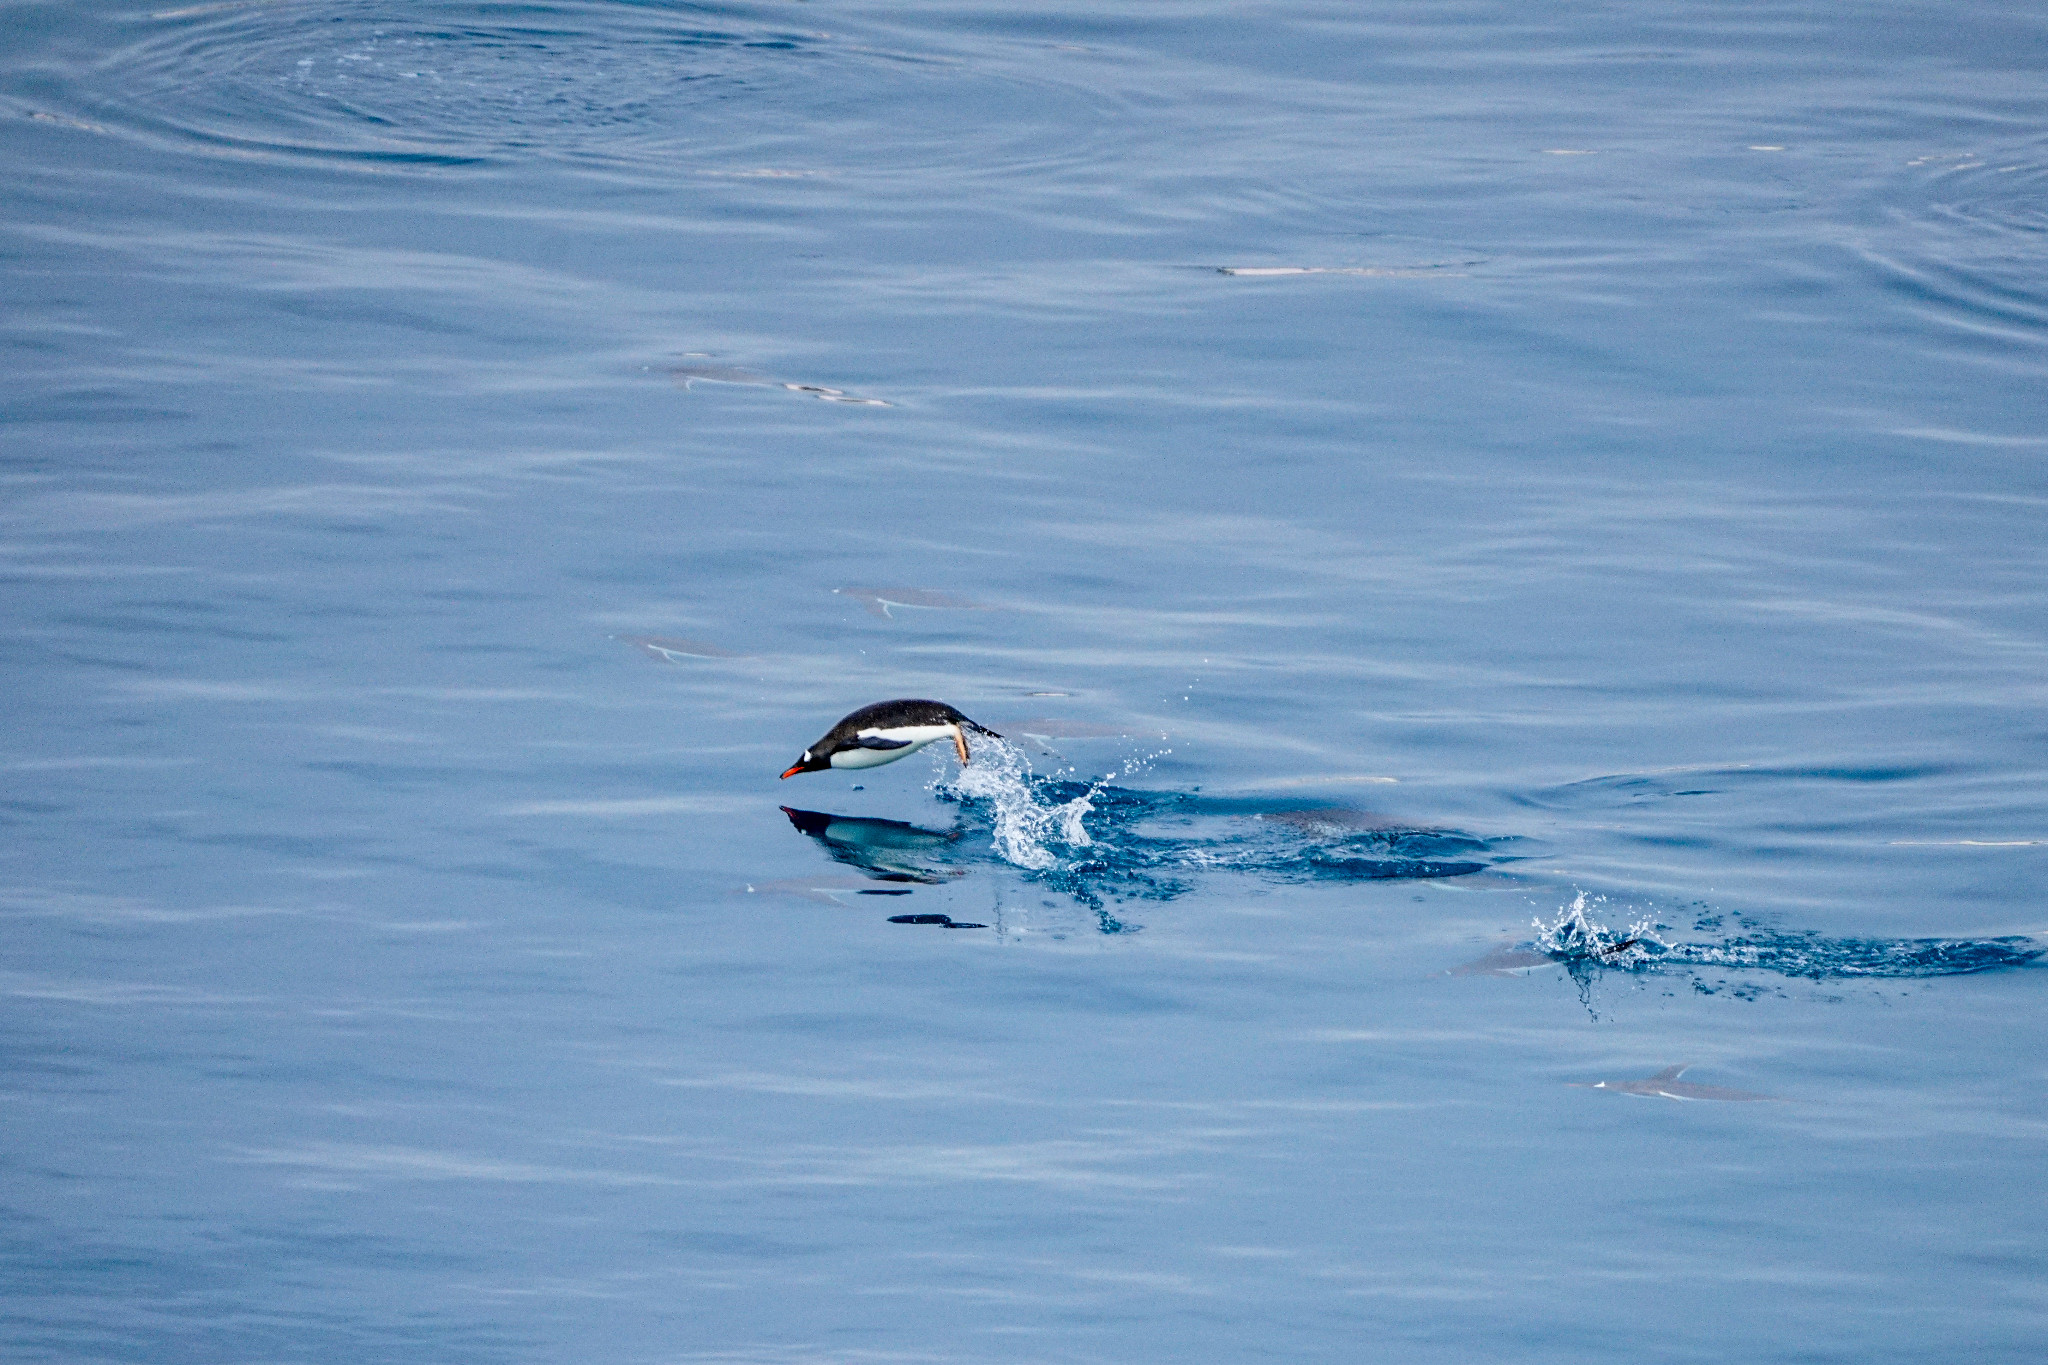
780;699;1001;779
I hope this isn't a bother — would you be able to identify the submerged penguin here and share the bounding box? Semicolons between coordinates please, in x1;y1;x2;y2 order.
780;699;1001;779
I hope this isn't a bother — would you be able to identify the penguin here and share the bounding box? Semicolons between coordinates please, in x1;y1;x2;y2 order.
780;699;1001;779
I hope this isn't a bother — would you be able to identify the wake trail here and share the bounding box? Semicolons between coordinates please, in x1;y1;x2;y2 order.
1533;892;2042;981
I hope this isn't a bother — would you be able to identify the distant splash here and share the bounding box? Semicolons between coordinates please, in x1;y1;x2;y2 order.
1530;892;2042;983
782;738;1498;914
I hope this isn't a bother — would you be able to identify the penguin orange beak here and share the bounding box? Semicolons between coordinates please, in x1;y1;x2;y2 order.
780;763;806;780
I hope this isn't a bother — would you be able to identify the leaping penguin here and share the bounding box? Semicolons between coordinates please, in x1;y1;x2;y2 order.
780;699;1001;779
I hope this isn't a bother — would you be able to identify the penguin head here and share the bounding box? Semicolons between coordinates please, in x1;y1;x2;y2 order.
780;746;832;779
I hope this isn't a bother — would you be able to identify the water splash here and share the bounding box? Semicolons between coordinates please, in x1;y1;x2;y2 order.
918;738;1496;907
934;738;1094;871
1533;892;1659;967
779;740;1497;919
1532;892;2041;982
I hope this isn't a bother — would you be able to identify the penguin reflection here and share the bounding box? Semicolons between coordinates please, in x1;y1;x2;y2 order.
779;806;964;884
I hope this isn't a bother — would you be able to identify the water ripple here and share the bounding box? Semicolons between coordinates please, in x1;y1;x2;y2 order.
1856;133;2048;356
83;0;836;169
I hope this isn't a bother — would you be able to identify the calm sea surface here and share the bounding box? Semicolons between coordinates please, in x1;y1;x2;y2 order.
5;2;2047;1360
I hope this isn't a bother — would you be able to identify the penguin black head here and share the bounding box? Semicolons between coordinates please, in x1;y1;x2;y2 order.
780;746;833;780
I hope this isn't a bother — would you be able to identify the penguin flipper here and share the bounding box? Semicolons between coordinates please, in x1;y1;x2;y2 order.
848;735;914;750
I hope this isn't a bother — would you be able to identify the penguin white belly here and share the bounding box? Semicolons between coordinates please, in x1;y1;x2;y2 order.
827;724;958;770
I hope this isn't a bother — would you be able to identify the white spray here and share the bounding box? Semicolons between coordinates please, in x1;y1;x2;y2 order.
934;736;1095;871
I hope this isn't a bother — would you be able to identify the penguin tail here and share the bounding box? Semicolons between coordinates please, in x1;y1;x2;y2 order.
963;719;1003;739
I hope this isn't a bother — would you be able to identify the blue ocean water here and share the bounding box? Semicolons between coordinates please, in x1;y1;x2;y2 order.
4;1;2047;1359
